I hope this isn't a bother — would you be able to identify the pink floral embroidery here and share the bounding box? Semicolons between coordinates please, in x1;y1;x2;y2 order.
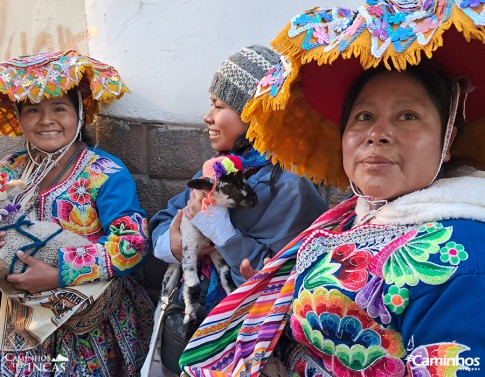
63;244;98;269
313;26;330;44
68;177;90;204
414;16;439;33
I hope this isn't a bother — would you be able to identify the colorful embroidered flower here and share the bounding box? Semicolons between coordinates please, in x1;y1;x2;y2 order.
369;18;389;41
304;243;373;291
68;177;90;204
110;215;140;235
419;222;443;233
106;234;144;271
89;157;121;174
384;285;409;314
390;26;414;42
35;75;48;86
368;5;385;16
62;245;98;269
291;288;406;376
414;16;439;33
355;275;391;324
313;26;330;45
56;200;103;241
388;12;407;24
440;242;468;265
258;73;276;88
0;73;11;83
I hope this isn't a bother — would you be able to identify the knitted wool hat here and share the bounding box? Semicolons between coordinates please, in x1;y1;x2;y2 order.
209;45;280;113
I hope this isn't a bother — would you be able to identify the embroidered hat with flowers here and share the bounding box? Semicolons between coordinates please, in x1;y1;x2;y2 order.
0;50;129;209
242;0;485;189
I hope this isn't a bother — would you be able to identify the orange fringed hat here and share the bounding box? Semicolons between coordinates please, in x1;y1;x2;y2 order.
0;50;129;137
242;0;485;189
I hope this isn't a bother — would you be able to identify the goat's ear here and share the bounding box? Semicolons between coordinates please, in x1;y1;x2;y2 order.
186;178;213;191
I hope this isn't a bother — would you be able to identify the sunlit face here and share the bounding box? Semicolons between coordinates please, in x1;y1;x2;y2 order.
204;95;248;152
342;72;448;200
19;95;79;153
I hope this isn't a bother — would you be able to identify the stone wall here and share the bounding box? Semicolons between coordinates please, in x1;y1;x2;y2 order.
0;117;349;301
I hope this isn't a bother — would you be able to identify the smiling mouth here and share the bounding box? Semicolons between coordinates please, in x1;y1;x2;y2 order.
39;131;61;136
208;130;220;137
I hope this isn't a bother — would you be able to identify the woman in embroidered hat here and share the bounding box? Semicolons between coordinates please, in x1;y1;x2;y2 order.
179;2;485;377
146;45;327;376
0;50;153;376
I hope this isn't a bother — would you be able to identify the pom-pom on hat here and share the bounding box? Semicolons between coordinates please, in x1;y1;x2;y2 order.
0;50;129;137
202;156;245;179
209;45;280;113
242;0;485;189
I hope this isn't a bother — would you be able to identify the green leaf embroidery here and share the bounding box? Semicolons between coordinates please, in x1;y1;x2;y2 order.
304;252;341;290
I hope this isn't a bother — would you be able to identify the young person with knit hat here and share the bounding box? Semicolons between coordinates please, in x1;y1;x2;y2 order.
146;45;327;375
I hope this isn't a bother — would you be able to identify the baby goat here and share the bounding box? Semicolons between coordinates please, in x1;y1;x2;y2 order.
160;156;258;337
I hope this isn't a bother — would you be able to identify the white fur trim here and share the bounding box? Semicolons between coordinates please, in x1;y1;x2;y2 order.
355;170;485;225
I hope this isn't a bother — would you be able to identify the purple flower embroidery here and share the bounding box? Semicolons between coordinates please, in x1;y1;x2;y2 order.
355;275;392;324
369;18;389;41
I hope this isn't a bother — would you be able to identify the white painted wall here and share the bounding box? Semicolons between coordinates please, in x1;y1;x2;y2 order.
85;0;361;124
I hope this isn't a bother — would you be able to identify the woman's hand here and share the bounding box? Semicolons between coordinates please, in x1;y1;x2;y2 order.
169;210;184;261
183;189;205;220
6;251;59;293
240;257;271;280
0;230;6;249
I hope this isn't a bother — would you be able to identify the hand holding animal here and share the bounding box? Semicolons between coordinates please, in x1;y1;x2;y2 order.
160;156;258;338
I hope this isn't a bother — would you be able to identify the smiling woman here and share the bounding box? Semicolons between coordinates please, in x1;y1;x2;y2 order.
0;50;154;377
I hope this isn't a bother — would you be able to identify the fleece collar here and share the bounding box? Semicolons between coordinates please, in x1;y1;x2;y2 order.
355;169;485;226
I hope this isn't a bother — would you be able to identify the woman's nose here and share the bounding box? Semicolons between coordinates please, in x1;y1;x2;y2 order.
38;111;54;125
366;120;393;145
203;108;214;124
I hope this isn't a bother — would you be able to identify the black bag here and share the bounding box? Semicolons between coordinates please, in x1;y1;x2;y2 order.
159;275;210;375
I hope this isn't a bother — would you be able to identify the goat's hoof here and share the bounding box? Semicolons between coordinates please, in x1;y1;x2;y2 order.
182;316;201;339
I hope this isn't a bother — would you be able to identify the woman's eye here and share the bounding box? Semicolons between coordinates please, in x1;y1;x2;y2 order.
357;112;372;121
54;107;66;112
399;112;418;121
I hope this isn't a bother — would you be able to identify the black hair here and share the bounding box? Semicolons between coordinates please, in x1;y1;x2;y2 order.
230;134;282;195
338;61;467;146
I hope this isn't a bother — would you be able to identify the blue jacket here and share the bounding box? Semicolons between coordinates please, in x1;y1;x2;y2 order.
149;164;327;286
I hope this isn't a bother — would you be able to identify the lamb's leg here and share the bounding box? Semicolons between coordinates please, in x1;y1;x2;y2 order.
209;251;236;295
181;216;203;337
160;263;181;298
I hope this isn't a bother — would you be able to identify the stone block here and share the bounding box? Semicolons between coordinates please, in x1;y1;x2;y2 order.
148;124;212;179
0;136;25;156
94;116;147;175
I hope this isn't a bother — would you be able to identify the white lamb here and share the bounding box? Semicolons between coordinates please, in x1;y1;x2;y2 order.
160;156;258;338
0;179;89;295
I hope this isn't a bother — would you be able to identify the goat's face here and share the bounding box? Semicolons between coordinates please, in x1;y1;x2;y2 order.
187;171;258;209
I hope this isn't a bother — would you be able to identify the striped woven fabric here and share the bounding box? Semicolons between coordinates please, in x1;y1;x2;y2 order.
179;197;358;376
